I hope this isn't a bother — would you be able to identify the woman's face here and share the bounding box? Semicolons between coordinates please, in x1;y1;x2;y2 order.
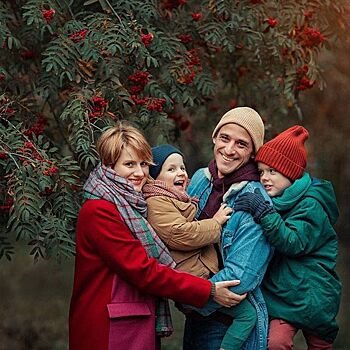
113;146;150;192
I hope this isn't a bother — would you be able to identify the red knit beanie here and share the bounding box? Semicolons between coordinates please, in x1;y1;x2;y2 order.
255;125;309;180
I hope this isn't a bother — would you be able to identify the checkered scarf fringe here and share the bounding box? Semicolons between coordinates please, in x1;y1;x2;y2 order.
83;163;174;337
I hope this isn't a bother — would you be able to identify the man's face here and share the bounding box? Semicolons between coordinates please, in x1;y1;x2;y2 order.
213;123;254;178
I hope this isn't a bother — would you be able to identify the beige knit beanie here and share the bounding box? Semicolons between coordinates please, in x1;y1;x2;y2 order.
212;107;265;154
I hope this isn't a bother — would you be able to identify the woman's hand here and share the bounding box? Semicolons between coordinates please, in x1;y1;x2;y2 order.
213;280;247;307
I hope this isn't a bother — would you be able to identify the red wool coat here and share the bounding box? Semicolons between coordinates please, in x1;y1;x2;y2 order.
69;199;211;350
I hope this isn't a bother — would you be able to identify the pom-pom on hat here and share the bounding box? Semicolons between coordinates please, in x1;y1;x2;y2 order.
150;144;183;179
256;125;309;180
212;107;265;154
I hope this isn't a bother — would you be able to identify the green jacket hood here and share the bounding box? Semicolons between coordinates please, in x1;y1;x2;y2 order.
305;178;339;225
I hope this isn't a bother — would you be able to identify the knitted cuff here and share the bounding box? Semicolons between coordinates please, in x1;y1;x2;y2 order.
255;204;275;223
210;282;216;299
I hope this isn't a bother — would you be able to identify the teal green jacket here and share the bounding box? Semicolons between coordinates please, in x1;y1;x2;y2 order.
261;173;341;343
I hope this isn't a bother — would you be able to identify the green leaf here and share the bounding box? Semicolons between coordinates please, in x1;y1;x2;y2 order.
84;0;99;5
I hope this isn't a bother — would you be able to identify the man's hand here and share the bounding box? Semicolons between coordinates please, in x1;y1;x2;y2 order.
213;280;247;307
234;188;275;223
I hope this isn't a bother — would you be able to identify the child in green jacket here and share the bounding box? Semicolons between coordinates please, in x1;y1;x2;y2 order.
234;125;342;349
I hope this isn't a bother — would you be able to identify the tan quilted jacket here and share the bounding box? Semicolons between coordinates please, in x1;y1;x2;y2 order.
146;195;221;279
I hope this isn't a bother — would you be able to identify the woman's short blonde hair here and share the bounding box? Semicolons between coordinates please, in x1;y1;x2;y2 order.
96;121;153;167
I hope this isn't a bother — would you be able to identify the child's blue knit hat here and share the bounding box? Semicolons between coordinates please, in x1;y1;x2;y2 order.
150;144;183;179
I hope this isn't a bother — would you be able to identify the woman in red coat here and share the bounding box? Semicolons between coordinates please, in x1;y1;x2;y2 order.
69;122;242;350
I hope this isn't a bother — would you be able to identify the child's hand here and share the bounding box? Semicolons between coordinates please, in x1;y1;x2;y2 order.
234;189;275;223
213;203;233;225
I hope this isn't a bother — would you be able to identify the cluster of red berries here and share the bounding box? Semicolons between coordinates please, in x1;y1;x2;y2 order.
1;107;15;117
128;72;166;108
24;115;47;137
89;96;108;120
128;71;149;96
128;71;150;87
296;76;313;91
168;114;191;131
302;27;325;47
180;71;195;85
42;166;59;176
179;49;202;85
129;86;143;94
17;141;43;162
132;96;166;112
178;34;192;44
21;50;35;59
70;184;81;192
296;27;326;47
263;17;278;33
237;66;248;78
127;71;165;112
191;13;202;22
187;49;201;67
296;64;309;75
303;10;314;20
17;141;58;176
0;100;15;116
295;64;313;91
69;29;88;43
0;197;13;212
267;18;278;28
162;0;186;11
146;98;166;112
42;8;55;23
141;33;154;47
16;141;59;177
41;186;54;196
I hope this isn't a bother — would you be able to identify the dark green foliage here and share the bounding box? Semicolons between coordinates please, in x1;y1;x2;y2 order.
0;0;348;261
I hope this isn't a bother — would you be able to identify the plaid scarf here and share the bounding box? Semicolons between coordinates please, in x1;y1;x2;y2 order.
143;179;198;205
83;163;174;337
